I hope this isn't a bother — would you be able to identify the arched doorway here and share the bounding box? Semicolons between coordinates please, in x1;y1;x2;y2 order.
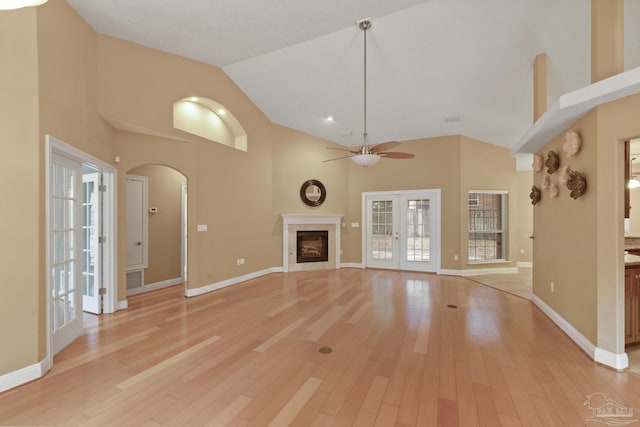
125;164;187;295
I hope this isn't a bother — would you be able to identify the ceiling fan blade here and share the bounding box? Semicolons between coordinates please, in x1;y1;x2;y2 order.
327;147;359;154
370;141;401;153
322;155;354;162
379;152;415;159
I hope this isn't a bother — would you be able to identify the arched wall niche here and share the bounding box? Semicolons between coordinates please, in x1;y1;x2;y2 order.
173;96;248;151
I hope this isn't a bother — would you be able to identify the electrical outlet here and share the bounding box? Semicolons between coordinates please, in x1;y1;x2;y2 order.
550;282;555;292
454;255;459;261
520;249;525;254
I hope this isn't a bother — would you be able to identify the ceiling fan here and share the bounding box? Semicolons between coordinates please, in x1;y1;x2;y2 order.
324;18;414;167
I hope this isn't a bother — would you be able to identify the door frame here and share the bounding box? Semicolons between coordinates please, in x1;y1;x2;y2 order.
181;183;188;283
361;189;441;273
45;135;117;370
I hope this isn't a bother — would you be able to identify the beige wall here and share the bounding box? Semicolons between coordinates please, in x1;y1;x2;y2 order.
97;34;278;295
594;94;640;354
517;171;534;263
344;136;521;270
532;93;640;353
532;111;598;343
128;164;186;285
0;8;41;376
37;0;115;367
345;136;462;267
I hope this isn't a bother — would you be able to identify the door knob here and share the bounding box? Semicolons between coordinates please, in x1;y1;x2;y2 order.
136;241;142;246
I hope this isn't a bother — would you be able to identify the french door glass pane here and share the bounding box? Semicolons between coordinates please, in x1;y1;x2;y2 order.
371;200;393;260
406;199;430;262
53;164;64;197
67;291;76;321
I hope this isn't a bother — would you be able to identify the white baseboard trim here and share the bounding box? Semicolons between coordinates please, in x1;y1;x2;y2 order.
340;263;364;269
126;277;183;296
531;294;598;362
116;300;129;311
517;261;533;268
532;294;629;370
185;267;282;298
594;347;629;371
0;358;48;394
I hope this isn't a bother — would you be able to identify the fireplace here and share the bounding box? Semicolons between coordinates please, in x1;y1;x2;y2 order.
282;214;344;272
281;214;343;272
297;230;329;263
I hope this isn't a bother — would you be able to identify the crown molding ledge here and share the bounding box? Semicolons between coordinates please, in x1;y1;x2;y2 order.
512;66;640;155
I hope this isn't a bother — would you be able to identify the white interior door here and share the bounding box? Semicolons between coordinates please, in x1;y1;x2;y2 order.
126;175;148;270
82;171;101;314
50;153;83;355
365;190;440;272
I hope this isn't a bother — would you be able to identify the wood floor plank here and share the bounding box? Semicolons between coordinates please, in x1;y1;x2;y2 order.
205;395;253;427
267;377;322;426
253;316;309;353
347;300;372;325
116;335;222;390
374;403;399;427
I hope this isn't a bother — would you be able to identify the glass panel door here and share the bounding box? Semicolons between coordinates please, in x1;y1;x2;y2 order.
82;170;101;314
51;153;83;355
366;196;400;269
400;194;437;272
365;191;440;272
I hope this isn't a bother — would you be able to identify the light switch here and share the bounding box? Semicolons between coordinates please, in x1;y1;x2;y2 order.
197;224;208;232
351;222;360;228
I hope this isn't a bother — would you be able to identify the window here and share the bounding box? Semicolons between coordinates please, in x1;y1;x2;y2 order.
468;191;508;262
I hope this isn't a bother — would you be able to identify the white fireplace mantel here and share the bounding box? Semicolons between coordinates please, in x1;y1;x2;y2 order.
281;214;344;272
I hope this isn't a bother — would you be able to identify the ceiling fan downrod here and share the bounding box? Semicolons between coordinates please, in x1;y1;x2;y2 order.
360;19;371;152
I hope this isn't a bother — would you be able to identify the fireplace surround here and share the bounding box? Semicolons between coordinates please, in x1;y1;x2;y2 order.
281;214;344;272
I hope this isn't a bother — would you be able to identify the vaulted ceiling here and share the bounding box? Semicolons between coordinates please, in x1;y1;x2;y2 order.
66;0;640;150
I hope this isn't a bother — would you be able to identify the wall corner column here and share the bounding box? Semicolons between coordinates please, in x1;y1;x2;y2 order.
533;53;547;122
591;0;624;83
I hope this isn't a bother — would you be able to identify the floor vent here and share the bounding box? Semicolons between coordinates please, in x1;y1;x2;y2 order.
126;270;144;290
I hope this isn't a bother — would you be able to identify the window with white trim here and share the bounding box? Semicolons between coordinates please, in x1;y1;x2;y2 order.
468;191;508;262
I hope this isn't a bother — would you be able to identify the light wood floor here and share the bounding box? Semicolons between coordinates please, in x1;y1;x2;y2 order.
1;268;639;426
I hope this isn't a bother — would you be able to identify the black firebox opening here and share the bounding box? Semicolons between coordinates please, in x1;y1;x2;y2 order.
296;230;329;263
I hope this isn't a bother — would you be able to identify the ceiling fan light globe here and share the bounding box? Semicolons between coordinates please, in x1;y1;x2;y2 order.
351;153;380;167
0;0;47;10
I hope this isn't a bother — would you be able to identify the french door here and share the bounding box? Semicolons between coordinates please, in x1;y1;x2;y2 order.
364;190;440;272
81;171;102;314
50;153;83;354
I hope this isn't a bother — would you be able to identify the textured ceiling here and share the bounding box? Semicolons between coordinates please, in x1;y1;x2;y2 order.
66;0;640;151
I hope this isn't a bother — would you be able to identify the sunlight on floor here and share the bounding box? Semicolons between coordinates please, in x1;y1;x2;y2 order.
466;267;532;300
